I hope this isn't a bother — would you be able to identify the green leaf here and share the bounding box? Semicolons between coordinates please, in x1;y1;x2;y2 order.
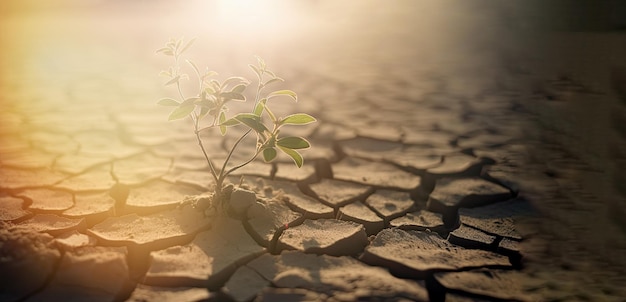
221;117;241;127
280;113;316;125
255;55;266;70
180;97;200;106
263;147;277;162
220;92;246;101
179;37;196;55
278;146;303;168
165;75;181;86
249;64;261;79
262;77;283;87
204;86;216;95
186;59;200;78
199;106;210;118
209;79;221;90
157;98;180;106
219;111;227;135
265;70;276;78
230;84;247;94
168;105;195;121
155;47;171;54
175;38;182;50
223;76;249;88
197;99;217;109
267;90;297;101
234;113;268;133
266;106;277;122
253;98;267;116
156;47;174;56
277;136;310;149
202;70;219;80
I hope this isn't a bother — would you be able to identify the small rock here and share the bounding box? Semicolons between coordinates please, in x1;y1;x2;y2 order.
247;202;268;219
277;219;368;256
338;202;385;235
448;225;496;250
307;178;373;208
229;188;257;217
361;229;511;278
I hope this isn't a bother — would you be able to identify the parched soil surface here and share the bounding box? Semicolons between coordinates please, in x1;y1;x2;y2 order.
1;1;625;301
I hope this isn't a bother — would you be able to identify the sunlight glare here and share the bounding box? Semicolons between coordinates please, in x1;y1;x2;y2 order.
214;0;296;37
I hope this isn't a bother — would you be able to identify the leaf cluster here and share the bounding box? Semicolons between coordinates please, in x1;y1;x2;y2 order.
156;38;316;174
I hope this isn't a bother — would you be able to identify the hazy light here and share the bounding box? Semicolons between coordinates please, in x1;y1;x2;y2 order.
212;0;300;38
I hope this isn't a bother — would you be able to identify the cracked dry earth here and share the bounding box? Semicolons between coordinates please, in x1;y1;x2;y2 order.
2;1;626;302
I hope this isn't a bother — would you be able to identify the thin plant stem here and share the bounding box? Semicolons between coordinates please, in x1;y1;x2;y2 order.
193;112;219;185
217;129;253;184
196;125;217;133
223;148;261;179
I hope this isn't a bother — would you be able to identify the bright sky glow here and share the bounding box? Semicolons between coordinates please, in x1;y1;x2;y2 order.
213;0;300;37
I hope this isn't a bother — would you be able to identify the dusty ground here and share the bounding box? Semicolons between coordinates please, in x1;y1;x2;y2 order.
1;1;626;301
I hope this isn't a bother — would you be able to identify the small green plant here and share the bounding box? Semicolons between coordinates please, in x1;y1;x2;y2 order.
156;37;316;212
